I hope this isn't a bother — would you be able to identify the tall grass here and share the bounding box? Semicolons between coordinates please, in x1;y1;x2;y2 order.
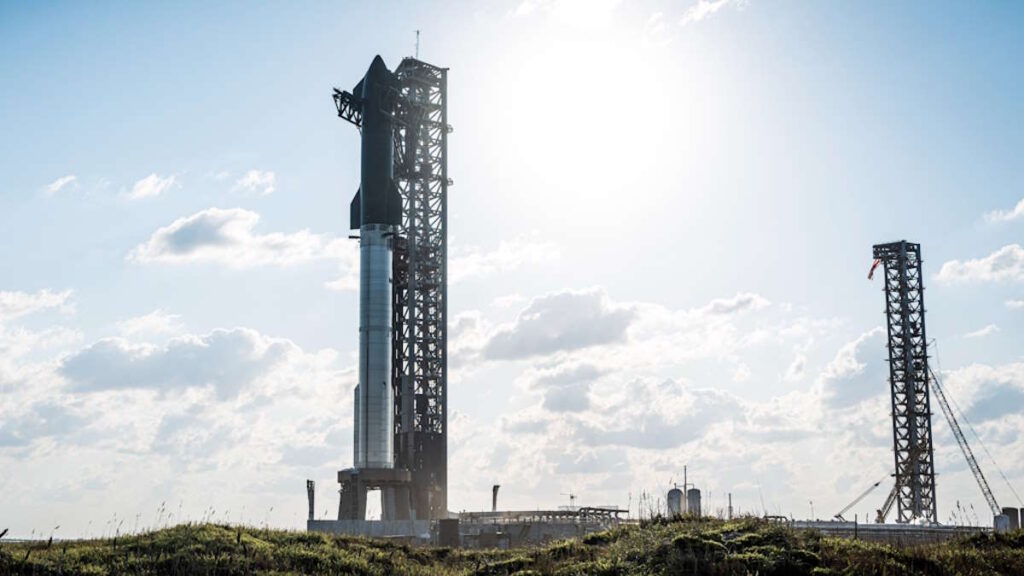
1;516;1021;575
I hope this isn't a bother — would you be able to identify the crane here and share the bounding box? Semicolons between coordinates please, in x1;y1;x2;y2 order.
875;475;905;523
929;368;1001;517
834;477;884;521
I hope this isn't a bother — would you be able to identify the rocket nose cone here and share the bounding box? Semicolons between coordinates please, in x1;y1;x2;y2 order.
365;55;390;79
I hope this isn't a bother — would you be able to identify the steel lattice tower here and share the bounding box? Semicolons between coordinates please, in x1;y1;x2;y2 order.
392;58;449;519
333;56;449;521
873;241;938;524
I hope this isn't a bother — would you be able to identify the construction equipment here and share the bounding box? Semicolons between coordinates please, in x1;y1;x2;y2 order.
876;475;905;523
929;368;1001;517
835;477;884;521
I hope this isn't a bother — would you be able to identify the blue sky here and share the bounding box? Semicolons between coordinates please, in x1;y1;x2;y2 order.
1;0;1023;536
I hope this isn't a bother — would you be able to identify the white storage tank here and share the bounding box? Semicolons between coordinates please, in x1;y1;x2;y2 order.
686;488;701;517
667;488;683;516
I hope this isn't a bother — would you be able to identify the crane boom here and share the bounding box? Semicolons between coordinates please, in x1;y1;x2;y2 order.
929;368;1000;516
835;478;883;521
877;481;900;523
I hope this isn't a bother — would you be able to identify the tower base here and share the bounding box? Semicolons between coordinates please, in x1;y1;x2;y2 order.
338;467;414;520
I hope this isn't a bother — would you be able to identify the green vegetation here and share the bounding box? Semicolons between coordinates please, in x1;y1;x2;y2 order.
2;517;1022;575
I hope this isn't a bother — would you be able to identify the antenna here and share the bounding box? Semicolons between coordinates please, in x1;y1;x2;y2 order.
415;30;420;58
560;491;577;509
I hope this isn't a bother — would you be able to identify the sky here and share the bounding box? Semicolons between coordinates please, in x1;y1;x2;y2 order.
1;0;1023;537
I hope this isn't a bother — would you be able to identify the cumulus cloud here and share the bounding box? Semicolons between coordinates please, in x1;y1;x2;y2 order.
817;327;886;409
116;309;184;339
577;379;744;449
127;173;176;200
785;353;807;381
986;197;1024;223
679;0;741;26
0;401;84;447
450;236;558;284
940;363;1024;424
700;292;770;315
0;289;73;322
1006;299;1024;310
527;362;606;413
128;207;354;275
964;324;999;339
0;290;79;391
132;211;551;290
483;288;635;360
936;244;1024;283
232;170;276;196
44;175;77;196
60;328;296;399
2;311;354;535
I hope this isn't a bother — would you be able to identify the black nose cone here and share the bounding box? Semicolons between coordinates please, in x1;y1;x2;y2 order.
365;55;390;81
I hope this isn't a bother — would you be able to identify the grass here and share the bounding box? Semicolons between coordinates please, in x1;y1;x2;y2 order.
2;517;1022;575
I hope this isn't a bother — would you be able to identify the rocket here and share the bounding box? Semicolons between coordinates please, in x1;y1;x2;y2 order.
348;55;402;470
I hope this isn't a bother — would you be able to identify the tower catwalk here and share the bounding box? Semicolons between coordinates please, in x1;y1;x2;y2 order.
872;241;938;524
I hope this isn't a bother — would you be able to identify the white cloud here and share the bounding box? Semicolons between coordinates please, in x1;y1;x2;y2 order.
2;315;352;536
492;293;526;309
132;213;555;290
60;328;298;399
483;288;635;360
44;175;77;196
964;324;999;339
816;327;886;409
522;362;606;413
232;170;276;196
116;309;185;339
1006;299;1024;310
128;207;350;269
785;353;807;382
700;292;770;315
450;236;558;284
642;12;671;47
986;197;1024;223
127;173;176;200
939;362;1024;424
679;0;742;26
0;289;73;322
936;244;1024;283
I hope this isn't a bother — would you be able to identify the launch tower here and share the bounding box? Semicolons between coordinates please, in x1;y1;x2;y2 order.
872;241;938;524
333;55;449;522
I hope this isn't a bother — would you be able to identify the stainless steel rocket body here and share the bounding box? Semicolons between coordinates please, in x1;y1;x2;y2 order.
348;55;402;472
354;223;394;469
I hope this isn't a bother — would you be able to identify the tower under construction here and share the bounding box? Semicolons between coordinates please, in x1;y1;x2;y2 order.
872;240;938;524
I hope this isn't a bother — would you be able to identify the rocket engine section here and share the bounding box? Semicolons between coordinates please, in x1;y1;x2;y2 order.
349;56;403;471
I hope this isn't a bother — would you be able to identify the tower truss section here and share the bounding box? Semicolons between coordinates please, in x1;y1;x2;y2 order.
391;58;449;520
873;240;937;524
